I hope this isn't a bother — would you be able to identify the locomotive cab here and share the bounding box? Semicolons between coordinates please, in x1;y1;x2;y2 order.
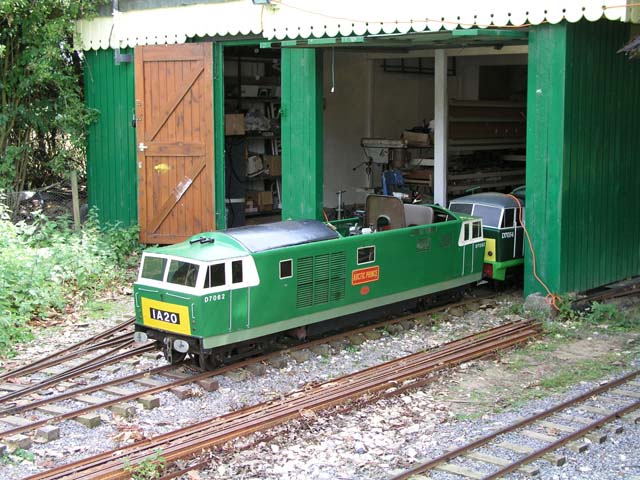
449;192;525;281
133;243;260;364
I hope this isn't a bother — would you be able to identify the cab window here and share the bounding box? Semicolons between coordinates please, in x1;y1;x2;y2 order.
449;202;473;215
166;260;199;287
460;220;483;245
141;256;166;281
232;260;243;284
357;246;375;265
501;208;515;229
472;221;482;239
205;263;226;288
472;205;501;228
280;259;293;279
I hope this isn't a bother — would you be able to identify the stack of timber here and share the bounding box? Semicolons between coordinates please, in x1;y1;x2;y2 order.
448;100;526;152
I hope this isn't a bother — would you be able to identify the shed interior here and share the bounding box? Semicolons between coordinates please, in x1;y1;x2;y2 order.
319;47;528;218
220;39;529;227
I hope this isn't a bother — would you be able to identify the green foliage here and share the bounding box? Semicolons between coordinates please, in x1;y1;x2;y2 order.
537;358;620;390
1;448;36;465
556;296;640;330
584;302;639;332
0;201;142;354
124;449;166;480
345;344;360;353
0;0;104;212
555;294;581;322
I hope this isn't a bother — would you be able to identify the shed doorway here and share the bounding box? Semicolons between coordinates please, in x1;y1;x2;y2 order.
318;45;528;220
222;45;282;228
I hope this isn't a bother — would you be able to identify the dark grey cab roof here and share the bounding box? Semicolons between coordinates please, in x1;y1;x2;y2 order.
226;220;340;253
450;192;525;209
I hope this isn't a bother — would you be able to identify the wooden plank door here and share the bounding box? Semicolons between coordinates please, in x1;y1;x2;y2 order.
135;43;214;244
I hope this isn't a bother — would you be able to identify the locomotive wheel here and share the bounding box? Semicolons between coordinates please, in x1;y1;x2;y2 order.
197;352;220;371
169;350;187;364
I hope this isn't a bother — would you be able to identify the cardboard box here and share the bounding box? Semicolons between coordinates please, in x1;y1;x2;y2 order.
244;191;256;211
257;191;273;211
402;131;430;146
405;169;433;180
225;114;245;136
264;155;281;176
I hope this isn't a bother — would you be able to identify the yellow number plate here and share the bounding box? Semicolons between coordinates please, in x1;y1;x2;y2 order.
141;298;191;336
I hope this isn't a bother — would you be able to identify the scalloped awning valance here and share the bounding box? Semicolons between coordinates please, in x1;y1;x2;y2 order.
75;0;640;51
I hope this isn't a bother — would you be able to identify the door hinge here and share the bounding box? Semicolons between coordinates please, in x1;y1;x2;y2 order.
138;142;148;152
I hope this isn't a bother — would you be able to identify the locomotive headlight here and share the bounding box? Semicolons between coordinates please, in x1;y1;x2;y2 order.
173;339;190;353
133;331;148;343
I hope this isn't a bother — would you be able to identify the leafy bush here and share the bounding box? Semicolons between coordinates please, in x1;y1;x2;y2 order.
1;1;103;215
0;201;142;353
585;302;638;331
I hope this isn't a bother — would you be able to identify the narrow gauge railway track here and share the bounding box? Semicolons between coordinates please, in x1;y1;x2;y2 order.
27;319;541;480
393;370;640;480
0;293;498;446
0;290;497;409
0;318;155;406
572;276;640;311
0;318;136;382
0;343;156;406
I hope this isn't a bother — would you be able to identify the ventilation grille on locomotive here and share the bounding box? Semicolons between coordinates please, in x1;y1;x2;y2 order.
296;252;346;308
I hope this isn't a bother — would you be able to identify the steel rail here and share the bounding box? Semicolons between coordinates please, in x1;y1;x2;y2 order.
0;332;134;381
391;369;640;480
572;278;640;310
485;399;640;479
28;320;540;480
77;325;540;480
4;320;521;439
0;318;135;381
0;343;155;404
1;292;497;423
1;289;490;405
0;290;503;459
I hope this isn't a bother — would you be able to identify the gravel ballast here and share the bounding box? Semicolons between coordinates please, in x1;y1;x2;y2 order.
0;290;638;480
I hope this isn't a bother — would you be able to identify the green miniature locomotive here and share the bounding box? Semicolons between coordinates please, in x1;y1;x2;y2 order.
133;195;485;369
449;192;525;281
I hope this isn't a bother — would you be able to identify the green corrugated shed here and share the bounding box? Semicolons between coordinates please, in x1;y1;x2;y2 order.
526;20;640;296
84;48;137;226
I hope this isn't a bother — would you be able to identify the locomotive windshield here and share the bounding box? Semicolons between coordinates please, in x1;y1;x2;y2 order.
140;256;167;281
472;205;502;228
139;255;199;286
449;202;502;228
449;202;473;215
137;253;261;291
166;260;199;287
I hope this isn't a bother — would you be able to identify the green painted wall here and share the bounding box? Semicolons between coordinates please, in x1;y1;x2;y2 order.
213;42;226;229
84;48;138;226
526;20;640;296
281;49;323;221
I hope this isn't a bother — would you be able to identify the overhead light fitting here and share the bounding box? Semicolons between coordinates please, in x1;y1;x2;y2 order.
252;0;271;4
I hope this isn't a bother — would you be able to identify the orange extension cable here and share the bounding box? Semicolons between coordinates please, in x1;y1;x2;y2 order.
507;194;560;311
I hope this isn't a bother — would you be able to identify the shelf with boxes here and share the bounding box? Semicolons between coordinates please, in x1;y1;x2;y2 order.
223;47;282;226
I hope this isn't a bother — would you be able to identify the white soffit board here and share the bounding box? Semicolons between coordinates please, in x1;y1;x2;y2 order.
263;0;638;39
75;0;639;51
76;1;263;50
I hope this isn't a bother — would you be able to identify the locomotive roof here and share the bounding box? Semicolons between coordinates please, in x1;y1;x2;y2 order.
225;220;340;253
450;192;525;209
142;220;340;262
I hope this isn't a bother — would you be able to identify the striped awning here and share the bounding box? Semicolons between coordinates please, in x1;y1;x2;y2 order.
75;0;640;51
